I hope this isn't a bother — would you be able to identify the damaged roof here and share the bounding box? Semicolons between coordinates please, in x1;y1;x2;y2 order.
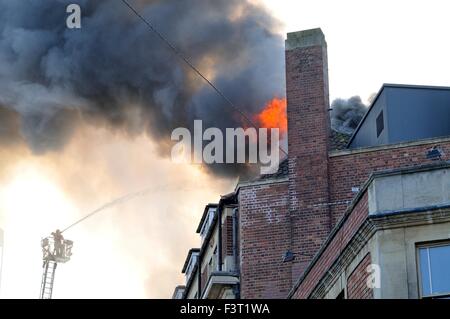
330;129;352;151
257;157;289;180
238;128;351;186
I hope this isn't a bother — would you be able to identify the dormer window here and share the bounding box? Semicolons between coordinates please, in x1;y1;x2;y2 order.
199;208;216;241
185;252;199;282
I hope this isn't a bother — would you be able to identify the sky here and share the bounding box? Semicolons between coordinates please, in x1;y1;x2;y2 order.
264;0;450;103
0;0;449;299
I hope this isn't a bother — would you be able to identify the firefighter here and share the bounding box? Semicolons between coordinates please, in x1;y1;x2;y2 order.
52;229;65;258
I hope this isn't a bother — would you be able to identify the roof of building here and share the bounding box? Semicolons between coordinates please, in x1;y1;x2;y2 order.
219;191;238;204
257;157;289;180
346;83;450;148
237;129;349;187
235;125;351;185
330;129;351;150
239;129;350;184
181;248;200;274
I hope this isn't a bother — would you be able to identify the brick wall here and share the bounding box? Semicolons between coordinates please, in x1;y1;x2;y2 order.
347;253;373;299
291;192;369;299
286;29;332;281
288;139;450;299
239;181;291;298
329;140;450;226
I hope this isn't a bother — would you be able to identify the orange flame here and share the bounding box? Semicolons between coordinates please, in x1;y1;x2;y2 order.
257;98;287;136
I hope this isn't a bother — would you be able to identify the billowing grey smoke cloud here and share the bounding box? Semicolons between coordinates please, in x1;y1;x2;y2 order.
330;96;367;135
0;0;285;175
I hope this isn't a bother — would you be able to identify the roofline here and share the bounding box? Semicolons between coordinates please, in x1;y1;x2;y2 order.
235;177;289;192
345;83;450;148
181;248;200;273
234;158;289;191
383;83;450;91
196;203;218;233
219;191;237;204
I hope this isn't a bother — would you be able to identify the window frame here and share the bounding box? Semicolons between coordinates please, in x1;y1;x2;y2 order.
416;241;450;299
376;110;384;138
185;253;199;281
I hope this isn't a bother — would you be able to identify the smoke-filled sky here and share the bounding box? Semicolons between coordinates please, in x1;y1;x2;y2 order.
0;0;449;298
0;0;283;299
0;0;284;174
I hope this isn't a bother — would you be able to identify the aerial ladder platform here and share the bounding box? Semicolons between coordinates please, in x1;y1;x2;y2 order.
39;230;73;299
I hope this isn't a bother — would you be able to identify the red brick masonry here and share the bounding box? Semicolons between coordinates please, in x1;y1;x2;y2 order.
290;192;369;299
239;181;291;298
347;253;373;299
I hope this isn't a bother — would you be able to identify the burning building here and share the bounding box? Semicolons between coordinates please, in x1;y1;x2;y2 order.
174;28;450;299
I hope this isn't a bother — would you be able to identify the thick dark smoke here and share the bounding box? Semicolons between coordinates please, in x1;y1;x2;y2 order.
0;0;285;176
330;96;368;135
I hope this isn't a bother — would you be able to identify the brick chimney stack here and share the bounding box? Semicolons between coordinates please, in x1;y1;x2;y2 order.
285;28;332;280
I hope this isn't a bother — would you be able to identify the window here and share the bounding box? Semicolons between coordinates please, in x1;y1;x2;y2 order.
200;208;216;241
418;243;450;298
376;111;384;137
185;253;198;281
